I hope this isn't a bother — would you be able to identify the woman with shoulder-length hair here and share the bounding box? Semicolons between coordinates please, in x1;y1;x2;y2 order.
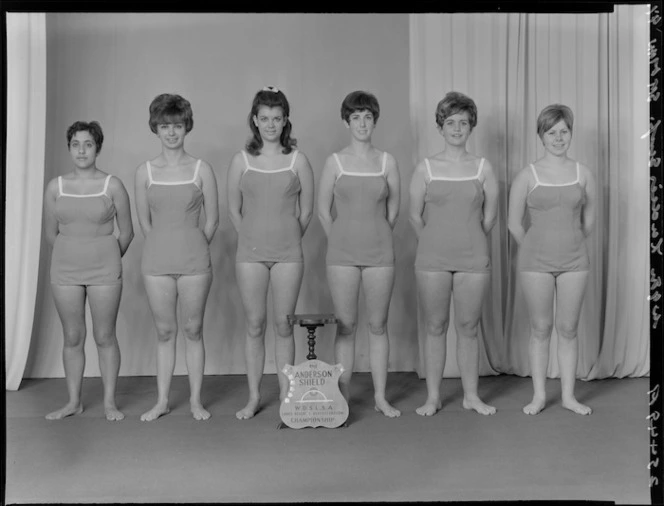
317;90;401;418
134;93;219;421
227;86;314;420
409;91;499;417
43;120;134;421
508;103;596;416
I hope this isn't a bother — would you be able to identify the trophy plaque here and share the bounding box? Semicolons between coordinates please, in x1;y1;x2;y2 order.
280;314;349;429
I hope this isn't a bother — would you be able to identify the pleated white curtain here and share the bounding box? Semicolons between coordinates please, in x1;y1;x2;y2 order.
409;6;649;380
5;13;47;390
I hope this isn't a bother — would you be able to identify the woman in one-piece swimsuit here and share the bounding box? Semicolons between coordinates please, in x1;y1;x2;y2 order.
43;120;134;421
508;104;596;416
227;87;314;420
317;90;401;418
134;94;219;421
409;92;499;417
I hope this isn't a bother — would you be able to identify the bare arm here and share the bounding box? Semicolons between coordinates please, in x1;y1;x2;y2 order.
199;161;219;243
507;167;531;245
226;152;245;234
480;159;499;234
581;164;596;237
43;178;60;247
385;152;400;229
294;152;315;235
134;163;152;237
317;156;338;238
109;176;134;256
408;161;427;239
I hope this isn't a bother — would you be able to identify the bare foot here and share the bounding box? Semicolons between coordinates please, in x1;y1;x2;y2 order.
191;402;211;421
374;398;401;418
46;403;83;420
523;396;546;415
463;396;496;416
562;397;592;415
105;405;125;421
140;402;170;422
416;399;442;417
236;397;260;420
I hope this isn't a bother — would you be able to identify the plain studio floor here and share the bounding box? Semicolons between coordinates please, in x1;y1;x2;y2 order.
5;373;651;504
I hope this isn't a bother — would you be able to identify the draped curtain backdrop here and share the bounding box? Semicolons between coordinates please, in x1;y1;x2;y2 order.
409;7;650;380
5;13;47;390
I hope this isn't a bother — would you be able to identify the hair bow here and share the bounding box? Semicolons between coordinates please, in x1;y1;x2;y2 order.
262;86;279;93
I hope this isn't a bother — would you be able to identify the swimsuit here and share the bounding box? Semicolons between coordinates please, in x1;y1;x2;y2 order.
415;158;490;272
50;175;122;285
141;160;211;276
518;162;589;272
326;151;394;267
236;149;303;263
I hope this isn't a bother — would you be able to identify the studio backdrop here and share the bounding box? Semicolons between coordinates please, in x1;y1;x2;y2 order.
5;10;649;389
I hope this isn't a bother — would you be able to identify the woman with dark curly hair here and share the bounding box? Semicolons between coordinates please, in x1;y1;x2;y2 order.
409;91;499;417
227;86;314;419
43;120;134;421
134;93;219;421
317;90;401;418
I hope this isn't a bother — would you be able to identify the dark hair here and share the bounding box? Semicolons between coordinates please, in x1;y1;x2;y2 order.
435;91;477;129
340;91;380;123
66;121;104;153
148;93;194;134
246;87;296;156
537;104;574;138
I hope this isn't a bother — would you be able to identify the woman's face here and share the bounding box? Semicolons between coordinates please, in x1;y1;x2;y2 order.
345;109;375;142
541;119;572;156
156;120;187;149
253;106;286;143
69;130;98;170
439;111;472;147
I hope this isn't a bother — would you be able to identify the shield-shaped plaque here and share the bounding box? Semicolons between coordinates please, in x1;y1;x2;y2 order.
280;359;349;429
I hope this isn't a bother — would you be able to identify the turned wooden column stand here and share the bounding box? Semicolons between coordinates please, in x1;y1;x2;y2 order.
279;313;348;429
287;314;338;360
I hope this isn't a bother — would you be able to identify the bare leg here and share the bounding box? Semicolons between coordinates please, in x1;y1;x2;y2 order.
453;272;495;415
362;266;400;418
87;284;124;421
414;271;452;416
177;273;213;420
269;262;304;402
47;284;87;419
326;265;361;403
555;271;591;415
141;275;178;421
520;272;555;415
235;262;270;419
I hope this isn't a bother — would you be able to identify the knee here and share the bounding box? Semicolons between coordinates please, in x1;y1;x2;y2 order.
367;320;387;336
531;320;553;341
456;318;479;339
555;322;578;341
182;319;203;342
274;318;293;339
93;329;117;348
155;324;177;343
246;316;267;339
62;328;86;348
425;319;449;338
337;319;357;337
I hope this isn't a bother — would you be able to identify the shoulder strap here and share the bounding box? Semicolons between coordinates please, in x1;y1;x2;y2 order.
424;158;433;182
193;159;202;180
529;164;540;185
380;151;388;175
288;150;299;172
240;150;251;172
477;158;485;178
332;153;344;174
58;176;63;196
575;162;580;183
102;174;112;195
146;161;154;184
